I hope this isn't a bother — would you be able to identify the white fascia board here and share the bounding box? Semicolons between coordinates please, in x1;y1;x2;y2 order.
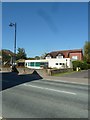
25;59;48;62
2;0;89;2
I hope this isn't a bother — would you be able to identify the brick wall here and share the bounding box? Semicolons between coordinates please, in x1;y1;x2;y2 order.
69;52;83;60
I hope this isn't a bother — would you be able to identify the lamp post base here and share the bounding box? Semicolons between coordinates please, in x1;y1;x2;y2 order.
11;65;19;74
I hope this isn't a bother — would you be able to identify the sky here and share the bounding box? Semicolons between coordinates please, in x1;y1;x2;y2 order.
2;2;88;57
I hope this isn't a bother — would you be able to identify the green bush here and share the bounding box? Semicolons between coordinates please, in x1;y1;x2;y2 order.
81;61;88;70
72;61;81;71
87;64;90;69
72;60;88;71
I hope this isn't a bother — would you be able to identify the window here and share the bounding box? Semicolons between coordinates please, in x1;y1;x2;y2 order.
46;55;51;59
59;63;65;65
28;62;30;66
25;63;27;66
57;54;63;59
35;62;40;67
72;56;78;60
30;62;34;66
40;62;48;68
40;62;47;66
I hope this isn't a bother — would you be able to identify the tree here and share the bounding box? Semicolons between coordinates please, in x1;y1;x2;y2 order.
2;51;10;64
35;56;40;60
83;41;90;63
40;53;47;59
1;49;14;65
27;57;35;60
16;48;27;60
72;60;88;71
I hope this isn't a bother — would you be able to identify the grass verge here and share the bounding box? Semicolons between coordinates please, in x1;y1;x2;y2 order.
52;71;79;76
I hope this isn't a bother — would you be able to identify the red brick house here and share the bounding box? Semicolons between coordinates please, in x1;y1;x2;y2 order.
45;49;83;61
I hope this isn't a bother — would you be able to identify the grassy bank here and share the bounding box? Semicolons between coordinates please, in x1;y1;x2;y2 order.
52;71;79;76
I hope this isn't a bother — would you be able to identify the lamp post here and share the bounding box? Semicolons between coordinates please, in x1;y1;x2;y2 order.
66;59;67;68
9;22;16;66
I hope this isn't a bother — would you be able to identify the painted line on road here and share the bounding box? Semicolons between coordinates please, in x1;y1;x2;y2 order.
43;79;88;85
33;80;82;86
31;81;88;90
24;83;77;95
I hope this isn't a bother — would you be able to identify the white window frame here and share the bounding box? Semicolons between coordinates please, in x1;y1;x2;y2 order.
56;54;63;59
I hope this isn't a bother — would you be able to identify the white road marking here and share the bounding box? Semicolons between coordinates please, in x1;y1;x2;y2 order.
43;79;88;85
32;80;88;90
24;83;77;95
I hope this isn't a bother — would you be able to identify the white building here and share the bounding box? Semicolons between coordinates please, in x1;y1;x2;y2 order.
25;57;73;69
47;58;72;69
25;59;48;69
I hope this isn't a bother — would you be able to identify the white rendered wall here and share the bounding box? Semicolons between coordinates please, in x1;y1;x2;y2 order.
25;58;72;69
47;58;72;69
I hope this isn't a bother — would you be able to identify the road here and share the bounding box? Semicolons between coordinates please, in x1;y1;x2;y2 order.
1;72;88;118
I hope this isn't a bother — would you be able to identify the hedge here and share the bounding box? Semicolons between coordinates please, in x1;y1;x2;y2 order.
72;60;89;71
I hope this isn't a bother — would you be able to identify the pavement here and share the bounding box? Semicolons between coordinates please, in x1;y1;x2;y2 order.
0;71;89;118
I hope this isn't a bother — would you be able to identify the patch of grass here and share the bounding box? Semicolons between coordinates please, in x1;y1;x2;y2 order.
52;71;79;76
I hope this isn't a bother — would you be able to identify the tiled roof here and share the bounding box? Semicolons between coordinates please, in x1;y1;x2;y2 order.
45;49;83;58
1;49;14;56
16;59;25;63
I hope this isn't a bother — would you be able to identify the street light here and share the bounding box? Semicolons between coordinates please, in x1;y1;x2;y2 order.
9;22;19;73
66;59;67;68
9;22;16;65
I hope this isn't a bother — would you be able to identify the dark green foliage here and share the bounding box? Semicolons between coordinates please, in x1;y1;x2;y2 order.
72;60;88;71
27;58;35;60
35;56;40;60
87;64;90;69
16;48;27;60
83;41;90;63
72;61;80;71
80;61;88;70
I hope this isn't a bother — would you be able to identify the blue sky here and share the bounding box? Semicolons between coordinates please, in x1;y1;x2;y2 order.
2;2;88;57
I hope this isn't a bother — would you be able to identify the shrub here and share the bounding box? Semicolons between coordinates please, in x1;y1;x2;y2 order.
72;60;88;71
80;61;88;70
72;61;81;71
87;64;90;69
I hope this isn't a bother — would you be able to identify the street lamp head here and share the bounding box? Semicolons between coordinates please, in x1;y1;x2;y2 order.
9;22;15;27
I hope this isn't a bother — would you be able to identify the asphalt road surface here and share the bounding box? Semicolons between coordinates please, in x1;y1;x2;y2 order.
1;72;88;118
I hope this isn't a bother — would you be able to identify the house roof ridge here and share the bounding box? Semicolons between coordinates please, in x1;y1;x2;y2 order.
51;48;82;53
45;48;83;58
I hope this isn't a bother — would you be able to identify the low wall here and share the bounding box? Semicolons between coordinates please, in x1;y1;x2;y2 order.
0;67;48;77
1;67;73;76
0;67;33;74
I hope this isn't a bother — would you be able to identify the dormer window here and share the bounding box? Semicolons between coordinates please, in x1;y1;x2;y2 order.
56;54;63;59
46;54;51;59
